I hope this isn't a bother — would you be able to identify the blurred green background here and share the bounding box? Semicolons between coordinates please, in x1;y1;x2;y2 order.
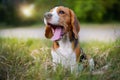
0;0;120;26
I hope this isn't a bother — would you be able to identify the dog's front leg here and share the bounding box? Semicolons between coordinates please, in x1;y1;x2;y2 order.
88;58;95;72
51;50;60;71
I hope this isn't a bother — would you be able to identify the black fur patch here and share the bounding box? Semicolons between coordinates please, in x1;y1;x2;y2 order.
80;48;87;62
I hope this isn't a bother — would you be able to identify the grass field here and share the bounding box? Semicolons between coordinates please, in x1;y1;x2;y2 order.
0;38;120;80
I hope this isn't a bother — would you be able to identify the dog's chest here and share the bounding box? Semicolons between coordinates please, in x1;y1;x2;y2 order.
51;38;77;68
58;40;74;58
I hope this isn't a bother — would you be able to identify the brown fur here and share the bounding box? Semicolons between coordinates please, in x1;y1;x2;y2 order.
53;42;59;50
45;6;81;62
45;25;53;38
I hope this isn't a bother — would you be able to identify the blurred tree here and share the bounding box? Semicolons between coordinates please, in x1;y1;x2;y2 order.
103;0;120;22
71;0;120;22
0;0;21;25
0;0;120;26
73;0;105;22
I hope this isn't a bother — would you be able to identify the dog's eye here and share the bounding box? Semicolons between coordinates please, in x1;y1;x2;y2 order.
59;10;65;14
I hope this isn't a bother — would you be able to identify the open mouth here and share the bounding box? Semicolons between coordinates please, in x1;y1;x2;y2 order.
47;23;64;41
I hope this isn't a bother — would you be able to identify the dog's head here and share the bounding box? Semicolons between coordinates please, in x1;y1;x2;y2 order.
44;6;80;41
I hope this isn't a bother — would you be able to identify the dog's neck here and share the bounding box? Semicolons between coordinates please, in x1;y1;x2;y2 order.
58;33;71;48
56;32;78;50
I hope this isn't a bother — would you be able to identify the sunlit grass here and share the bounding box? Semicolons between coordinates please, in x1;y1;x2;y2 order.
0;38;119;80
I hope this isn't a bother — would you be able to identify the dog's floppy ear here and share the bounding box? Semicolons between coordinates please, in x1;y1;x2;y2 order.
45;25;53;39
69;9;80;39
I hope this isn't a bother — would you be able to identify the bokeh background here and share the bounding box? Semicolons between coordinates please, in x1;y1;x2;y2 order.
0;0;120;26
0;1;120;80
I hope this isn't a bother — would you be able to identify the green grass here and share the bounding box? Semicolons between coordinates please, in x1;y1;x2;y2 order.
0;38;120;80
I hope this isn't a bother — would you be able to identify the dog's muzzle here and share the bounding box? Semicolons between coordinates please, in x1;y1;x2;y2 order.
44;12;52;20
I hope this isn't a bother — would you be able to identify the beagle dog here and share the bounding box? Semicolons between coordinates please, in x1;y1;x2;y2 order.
44;6;94;72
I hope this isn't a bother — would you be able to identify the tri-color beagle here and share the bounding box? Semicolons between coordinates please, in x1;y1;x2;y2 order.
44;6;94;72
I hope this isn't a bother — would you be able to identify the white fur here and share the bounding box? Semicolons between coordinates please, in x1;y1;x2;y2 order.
44;7;59;26
89;58;95;71
50;7;59;25
44;18;47;25
51;34;78;72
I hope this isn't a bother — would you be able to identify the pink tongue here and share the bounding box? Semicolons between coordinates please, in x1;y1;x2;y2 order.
51;27;62;41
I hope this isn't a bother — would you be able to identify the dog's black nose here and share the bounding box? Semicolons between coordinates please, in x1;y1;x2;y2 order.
44;12;52;19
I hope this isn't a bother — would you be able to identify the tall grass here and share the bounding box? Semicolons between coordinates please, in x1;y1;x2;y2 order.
0;38;119;80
